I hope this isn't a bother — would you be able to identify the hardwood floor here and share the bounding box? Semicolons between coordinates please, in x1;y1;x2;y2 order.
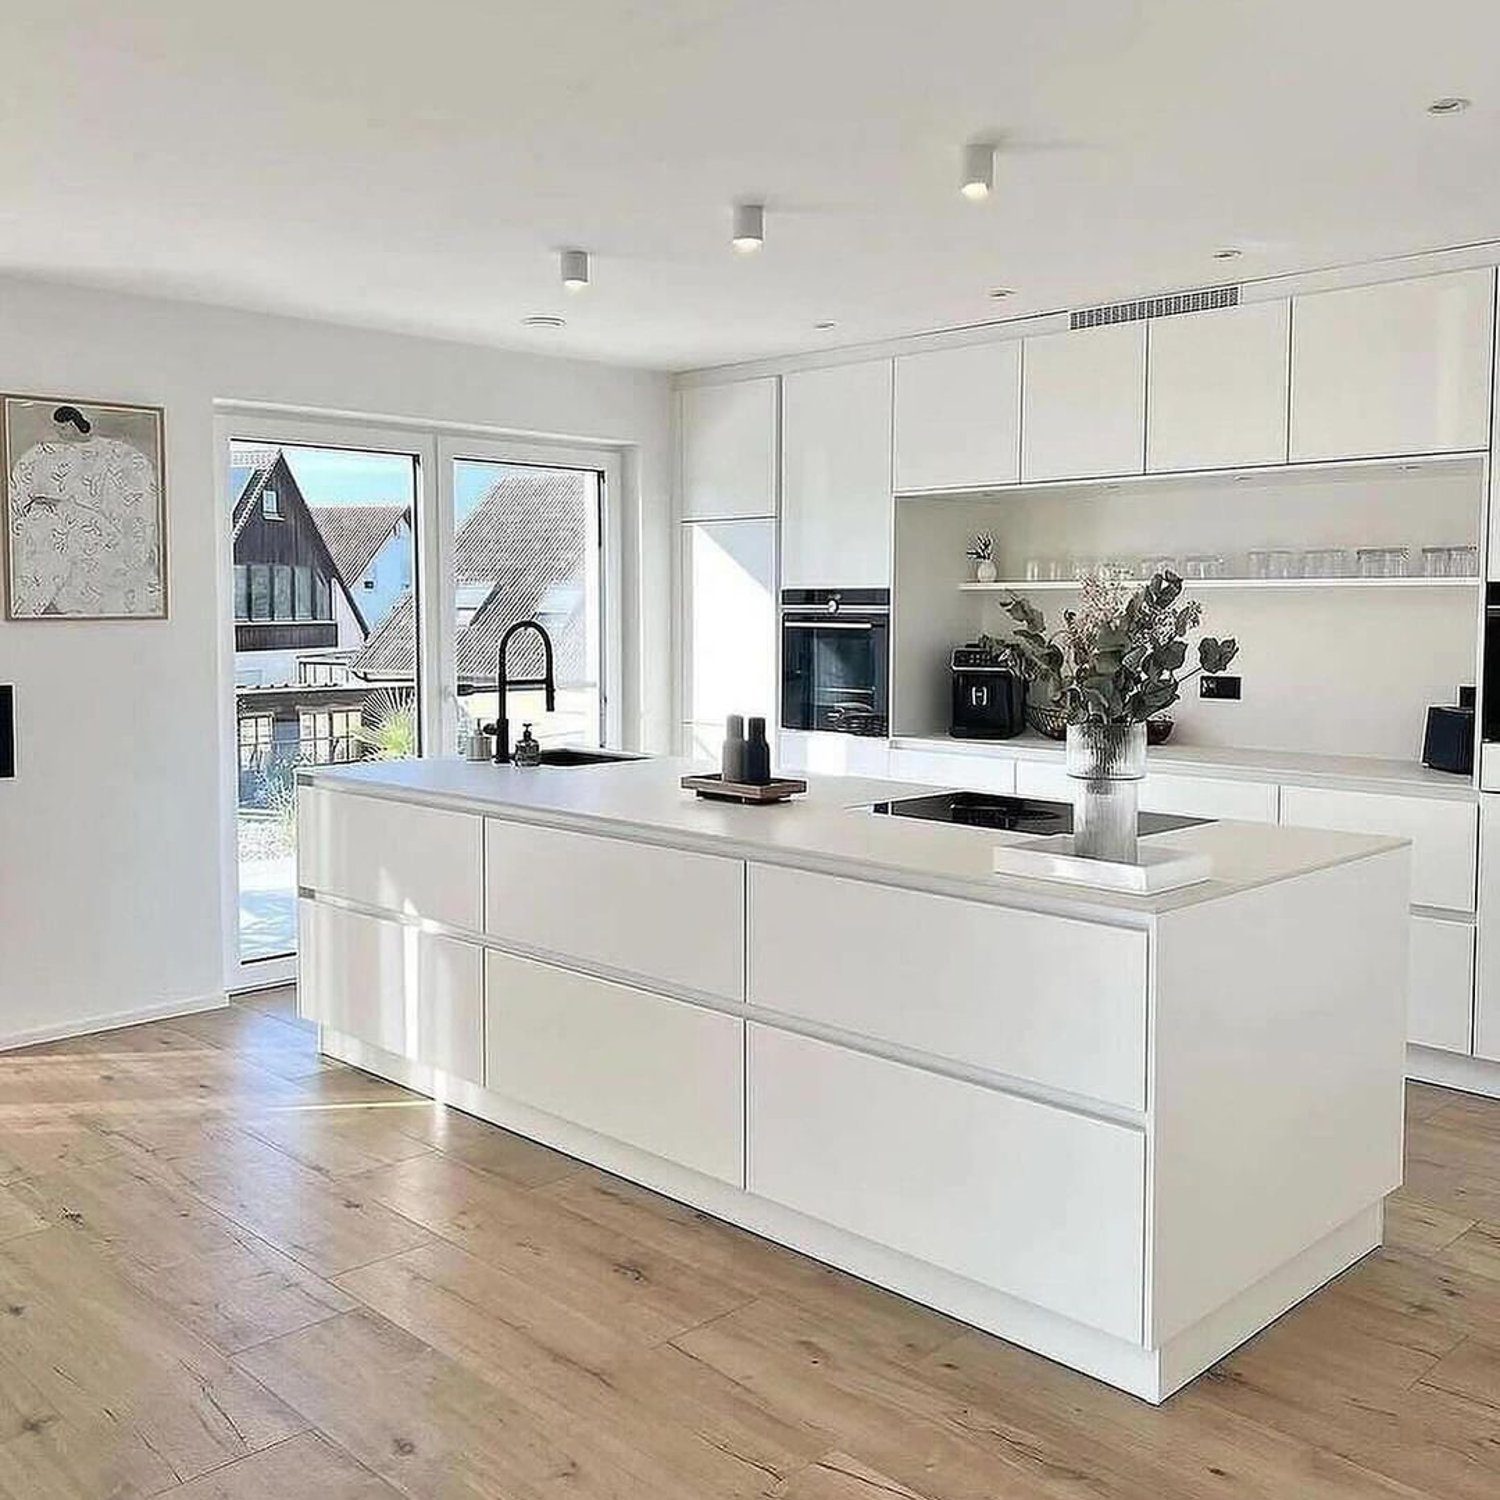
3;996;1500;1498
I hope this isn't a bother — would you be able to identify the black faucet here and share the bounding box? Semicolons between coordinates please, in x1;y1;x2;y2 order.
483;620;556;763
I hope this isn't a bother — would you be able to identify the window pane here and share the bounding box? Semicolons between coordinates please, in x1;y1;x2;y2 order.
234;565;249;619
294;564;312;619
272;564;293;619
451;460;602;752
249;564;270;620
314;571;330;620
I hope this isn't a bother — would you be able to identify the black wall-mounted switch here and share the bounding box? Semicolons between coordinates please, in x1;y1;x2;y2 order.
1200;674;1242;701
0;685;13;778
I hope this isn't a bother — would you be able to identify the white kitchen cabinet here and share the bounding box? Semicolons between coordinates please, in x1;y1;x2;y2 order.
681;517;776;754
1146;301;1290;471
297;786;482;931
1021;322;1146;482
748;864;1148;1109
1289;269;1495;461
679;378;778;520
776;728;890;780
781;360;894;588
887;746;1016;794
484;818;745;1000
1139;772;1279;824
298;900;484;1083
747;1024;1146;1340
485;948;744;1184
1013;757;1074;802
1279;785;1477;914
1475;802;1500;1061
893;342;1022;493
1408;913;1475;1054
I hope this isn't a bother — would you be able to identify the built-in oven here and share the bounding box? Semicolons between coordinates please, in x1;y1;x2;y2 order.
1486;583;1500;748
780;588;890;735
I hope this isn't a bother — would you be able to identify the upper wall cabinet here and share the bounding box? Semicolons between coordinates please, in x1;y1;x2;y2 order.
893;342;1022;493
1147;301;1290;472
1021;322;1146;482
679;378;778;520
782;360;894;588
1289;269;1495;462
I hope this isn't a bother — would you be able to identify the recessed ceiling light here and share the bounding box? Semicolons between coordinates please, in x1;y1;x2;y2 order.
1427;96;1471;115
560;248;590;291
988;287;1015;299
814;320;838;330
961;141;995;201
732;202;765;253
522;314;566;329
1212;247;1243;260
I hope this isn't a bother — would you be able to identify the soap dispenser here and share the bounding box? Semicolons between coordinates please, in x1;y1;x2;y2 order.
513;723;542;768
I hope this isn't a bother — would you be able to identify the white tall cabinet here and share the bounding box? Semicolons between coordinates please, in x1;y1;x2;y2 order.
781;360;894;588
1146;300;1290;472
893;341;1022;492
1289;268;1495;461
1021;322;1147;482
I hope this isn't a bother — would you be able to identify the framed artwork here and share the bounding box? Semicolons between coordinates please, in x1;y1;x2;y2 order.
2;394;167;620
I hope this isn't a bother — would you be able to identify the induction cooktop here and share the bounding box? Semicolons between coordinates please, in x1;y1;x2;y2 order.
868;790;1209;837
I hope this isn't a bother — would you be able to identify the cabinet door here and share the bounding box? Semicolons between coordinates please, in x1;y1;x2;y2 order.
782;361;894;588
1409;913;1474;1054
748;864;1148;1108
484;819;745;1000
748;1025;1146;1340
1021;323;1146;482
776;729;891;780
679;379;778;520
1279;785;1477;914
894;342;1021;492
1476;802;1500;1061
887;747;1016;794
1290;269;1495;461
297;787;483;930
298;900;484;1083
1139;772;1279;824
1147;301;1290;472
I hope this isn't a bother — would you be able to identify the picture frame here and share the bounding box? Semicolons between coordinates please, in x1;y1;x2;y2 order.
2;393;168;620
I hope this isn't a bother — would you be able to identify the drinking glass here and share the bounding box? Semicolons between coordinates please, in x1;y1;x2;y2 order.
1267;550;1301;580
1302;548;1352;578
1421;547;1450;578
1247;550;1272;580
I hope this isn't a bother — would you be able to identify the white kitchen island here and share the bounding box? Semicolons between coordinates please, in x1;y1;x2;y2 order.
295;755;1409;1403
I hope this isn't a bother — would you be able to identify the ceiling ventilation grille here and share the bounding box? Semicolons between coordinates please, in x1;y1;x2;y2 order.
1070;284;1239;330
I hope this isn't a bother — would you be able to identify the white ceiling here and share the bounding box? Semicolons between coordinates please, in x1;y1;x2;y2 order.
4;1;1497;371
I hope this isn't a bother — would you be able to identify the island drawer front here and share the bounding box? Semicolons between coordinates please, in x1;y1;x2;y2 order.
747;865;1147;1110
1279;786;1477;913
298;900;484;1084
297;787;483;930
747;1025;1146;1341
485;949;745;1185
1409;914;1475;1054
484;819;745;1000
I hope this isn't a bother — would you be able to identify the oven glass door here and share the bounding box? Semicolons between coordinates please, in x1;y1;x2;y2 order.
781;615;889;732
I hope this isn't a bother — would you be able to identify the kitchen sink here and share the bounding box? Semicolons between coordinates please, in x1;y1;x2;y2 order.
534;748;642;767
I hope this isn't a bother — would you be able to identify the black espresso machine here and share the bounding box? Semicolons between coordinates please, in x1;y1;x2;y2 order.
950;644;1027;740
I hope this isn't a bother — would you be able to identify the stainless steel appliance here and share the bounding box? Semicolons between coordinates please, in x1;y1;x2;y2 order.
780;588;889;736
950;644;1027;740
869;790;1208;837
1485;584;1500;750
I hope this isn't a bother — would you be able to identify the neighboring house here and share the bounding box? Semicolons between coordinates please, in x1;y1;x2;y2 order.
351;467;595;727
229;452;415;800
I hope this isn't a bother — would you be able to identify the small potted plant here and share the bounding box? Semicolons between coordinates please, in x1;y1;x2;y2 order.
997;569;1238;862
967;532;998;584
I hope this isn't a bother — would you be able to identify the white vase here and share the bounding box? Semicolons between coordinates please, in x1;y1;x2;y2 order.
975;558;999;584
1065;721;1148;863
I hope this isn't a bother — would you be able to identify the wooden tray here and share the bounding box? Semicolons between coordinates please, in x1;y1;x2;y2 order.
681;772;807;805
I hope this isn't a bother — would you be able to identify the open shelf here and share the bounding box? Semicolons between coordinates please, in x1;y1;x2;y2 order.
959;576;1482;593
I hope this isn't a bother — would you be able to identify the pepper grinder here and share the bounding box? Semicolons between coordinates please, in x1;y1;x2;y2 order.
721;714;747;783
744;716;771;785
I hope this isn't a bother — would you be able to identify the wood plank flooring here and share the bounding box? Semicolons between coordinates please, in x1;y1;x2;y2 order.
2;995;1499;1498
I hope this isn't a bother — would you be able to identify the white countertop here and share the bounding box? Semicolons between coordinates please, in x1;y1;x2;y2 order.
893;730;1476;800
301;755;1405;927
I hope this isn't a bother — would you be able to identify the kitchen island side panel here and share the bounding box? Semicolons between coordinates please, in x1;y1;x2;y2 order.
1146;846;1410;1346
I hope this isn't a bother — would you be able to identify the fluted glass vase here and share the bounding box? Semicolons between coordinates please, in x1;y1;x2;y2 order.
1065;721;1148;863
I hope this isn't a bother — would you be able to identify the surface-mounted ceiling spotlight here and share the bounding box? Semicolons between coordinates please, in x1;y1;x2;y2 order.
961;141;995;201
560;249;590;291
1427;96;1471;115
522;314;566;329
732;202;765;253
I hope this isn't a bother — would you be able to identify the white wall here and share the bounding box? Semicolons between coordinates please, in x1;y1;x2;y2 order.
0;275;671;1046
